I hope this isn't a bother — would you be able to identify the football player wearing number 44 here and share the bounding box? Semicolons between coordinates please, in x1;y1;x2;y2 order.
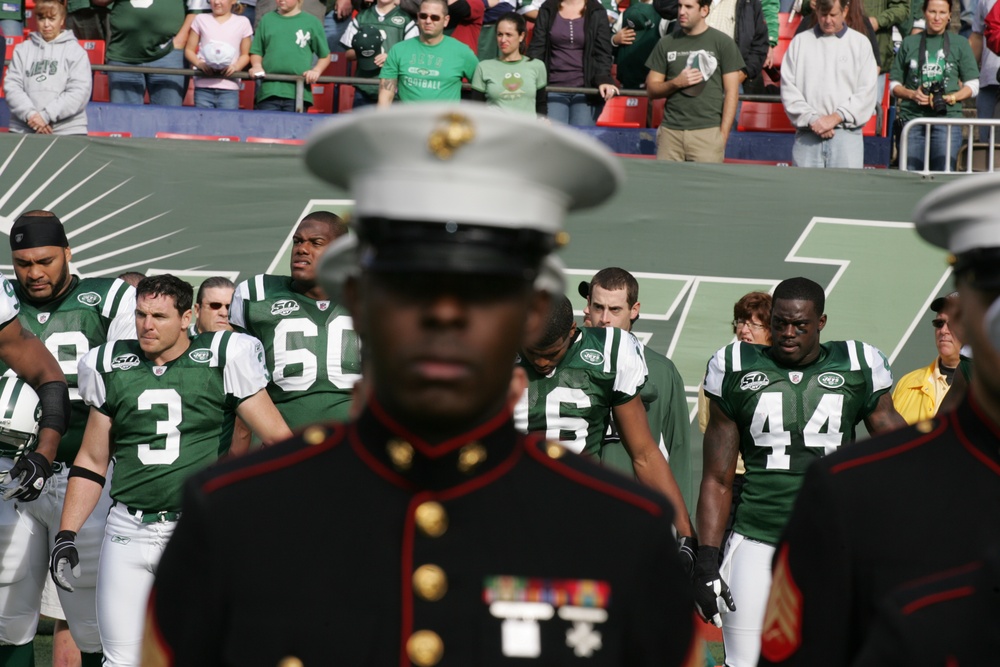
696;276;906;667
51;275;292;667
230;211;362;434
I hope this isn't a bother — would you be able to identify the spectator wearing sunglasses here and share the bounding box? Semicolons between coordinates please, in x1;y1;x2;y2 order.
891;291;963;425
379;0;479;105
191;277;236;336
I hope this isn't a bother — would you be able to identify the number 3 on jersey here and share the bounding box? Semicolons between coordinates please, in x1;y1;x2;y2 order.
272;315;357;390
137;388;183;465
750;392;844;470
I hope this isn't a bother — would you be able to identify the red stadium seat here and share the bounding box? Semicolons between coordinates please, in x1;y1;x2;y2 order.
88;131;132;137
651;97;665;128
5;35;23;61
308;83;335;114
724;158;791;166
78;39;105;65
597;95;648;128
238;79;255;109
324;53;350;78
771;38;791;69
777;12;802;40
338;84;356;113
154;132;240;142
0;67;5;98
92;72;110;102
737;102;795;133
246;137;305;144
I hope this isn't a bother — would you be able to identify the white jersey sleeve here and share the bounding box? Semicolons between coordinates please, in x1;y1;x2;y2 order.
861;341;894;393
77;347;107;409
105;280;137;341
703;344;731;399
0;274;20;329
219;332;270;400
611;330;648;398
229;279;251;331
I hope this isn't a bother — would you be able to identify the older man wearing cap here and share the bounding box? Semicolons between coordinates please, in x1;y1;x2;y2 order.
891;291;964;425
758;174;1000;666
142;104;700;667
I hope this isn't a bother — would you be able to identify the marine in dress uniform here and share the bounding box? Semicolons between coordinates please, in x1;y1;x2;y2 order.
141;104;701;667
758;173;1000;667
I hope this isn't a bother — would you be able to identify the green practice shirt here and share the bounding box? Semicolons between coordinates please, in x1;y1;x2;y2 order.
645;26;744;130
107;0;189;64
381;35;479;102
251;10;331;104
471;56;547;114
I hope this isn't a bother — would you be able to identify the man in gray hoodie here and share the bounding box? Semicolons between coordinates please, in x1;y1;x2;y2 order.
3;0;92;135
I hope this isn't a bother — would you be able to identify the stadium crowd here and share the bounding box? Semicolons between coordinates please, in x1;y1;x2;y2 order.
3;0;1000;166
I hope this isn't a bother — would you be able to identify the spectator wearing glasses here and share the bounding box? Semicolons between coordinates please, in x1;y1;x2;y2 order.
891;292;963;424
379;0;479;105
697;291;772;433
192;277;236;336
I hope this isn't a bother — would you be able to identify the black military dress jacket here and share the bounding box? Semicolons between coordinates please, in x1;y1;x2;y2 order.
147;398;697;666
758;392;1000;667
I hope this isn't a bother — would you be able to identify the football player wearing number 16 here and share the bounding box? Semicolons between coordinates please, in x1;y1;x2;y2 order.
697;276;906;667
51;275;292;667
230;211;362;429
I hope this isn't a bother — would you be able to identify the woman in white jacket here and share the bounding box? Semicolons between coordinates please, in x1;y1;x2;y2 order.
3;0;91;135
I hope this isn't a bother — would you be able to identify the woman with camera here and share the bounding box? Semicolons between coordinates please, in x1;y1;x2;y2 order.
890;0;979;171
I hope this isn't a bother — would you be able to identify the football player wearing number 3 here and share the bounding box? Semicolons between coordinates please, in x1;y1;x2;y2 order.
230;211;362;433
2;210;136;667
697;276;905;667
52;275;292;667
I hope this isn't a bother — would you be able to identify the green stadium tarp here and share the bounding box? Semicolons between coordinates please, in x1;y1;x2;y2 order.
0;133;965;502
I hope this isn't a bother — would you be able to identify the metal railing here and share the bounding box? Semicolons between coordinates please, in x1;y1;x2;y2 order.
91;64;783;113
899;117;1000;174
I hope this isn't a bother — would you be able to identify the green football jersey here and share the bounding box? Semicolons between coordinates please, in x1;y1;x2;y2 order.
704;340;893;544
2;276;135;464
514;326;647;458
599;345;693;503
78;332;269;511
230;275;361;428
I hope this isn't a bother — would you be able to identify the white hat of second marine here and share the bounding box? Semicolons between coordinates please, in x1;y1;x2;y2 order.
913;173;1000;289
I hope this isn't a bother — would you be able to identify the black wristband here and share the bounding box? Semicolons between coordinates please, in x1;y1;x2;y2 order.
68;466;106;488
695;546;721;575
36;381;71;435
55;529;77;542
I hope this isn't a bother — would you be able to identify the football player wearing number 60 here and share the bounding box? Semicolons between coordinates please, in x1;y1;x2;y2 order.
696;276;906;667
52;275;292;667
230;211;362;430
3;210;136;667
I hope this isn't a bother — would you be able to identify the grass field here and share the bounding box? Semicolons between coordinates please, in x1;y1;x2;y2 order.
34;618;53;666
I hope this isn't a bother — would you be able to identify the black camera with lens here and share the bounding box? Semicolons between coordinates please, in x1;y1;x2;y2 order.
925;81;949;115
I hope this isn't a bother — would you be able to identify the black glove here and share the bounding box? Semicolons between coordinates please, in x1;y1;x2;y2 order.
693;546;736;627
2;451;52;501
678;535;697;578
51;530;81;593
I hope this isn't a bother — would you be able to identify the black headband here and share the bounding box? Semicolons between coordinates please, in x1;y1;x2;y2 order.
9;213;69;251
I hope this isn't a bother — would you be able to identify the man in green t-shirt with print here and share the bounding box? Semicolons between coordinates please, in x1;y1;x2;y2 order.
378;0;479;104
645;0;745;162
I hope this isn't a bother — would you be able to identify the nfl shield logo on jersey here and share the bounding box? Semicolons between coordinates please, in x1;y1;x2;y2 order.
37;313;50;324
317;301;330;311
789;372;804;384
153;366;167;376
